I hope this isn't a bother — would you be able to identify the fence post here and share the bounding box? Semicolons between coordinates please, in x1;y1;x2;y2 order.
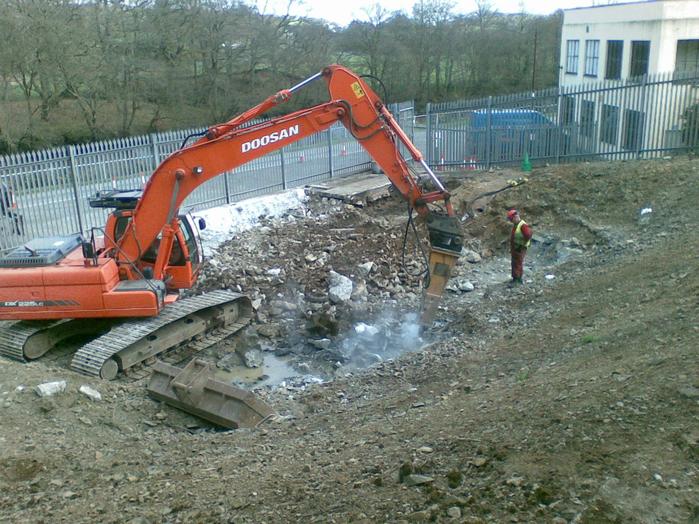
223;173;231;205
636;75;648;159
280;148;287;190
426;103;432;165
66;145;85;235
327;128;334;178
485;96;493;170
408;102;415;143
149;133;159;171
555;86;564;164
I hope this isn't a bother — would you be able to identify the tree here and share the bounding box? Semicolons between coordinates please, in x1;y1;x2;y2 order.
409;0;455;103
0;0;565;149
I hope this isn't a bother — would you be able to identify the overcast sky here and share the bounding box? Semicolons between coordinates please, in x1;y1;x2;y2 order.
250;0;600;26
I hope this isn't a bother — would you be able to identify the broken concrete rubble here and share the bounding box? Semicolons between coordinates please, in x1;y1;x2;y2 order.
328;270;353;304
79;385;102;402
447;278;475;293
35;380;67;397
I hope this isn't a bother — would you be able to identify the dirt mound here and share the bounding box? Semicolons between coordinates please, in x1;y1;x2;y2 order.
1;158;697;523
453;158;698;255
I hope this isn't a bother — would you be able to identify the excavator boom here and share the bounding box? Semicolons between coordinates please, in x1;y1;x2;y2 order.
116;65;460;276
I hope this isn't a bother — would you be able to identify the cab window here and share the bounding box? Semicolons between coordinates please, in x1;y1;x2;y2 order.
181;220;200;264
112;215;191;266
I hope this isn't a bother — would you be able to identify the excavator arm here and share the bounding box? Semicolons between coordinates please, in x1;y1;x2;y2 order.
116;65;463;323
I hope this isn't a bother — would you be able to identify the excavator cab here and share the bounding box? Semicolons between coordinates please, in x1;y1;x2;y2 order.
92;189;205;290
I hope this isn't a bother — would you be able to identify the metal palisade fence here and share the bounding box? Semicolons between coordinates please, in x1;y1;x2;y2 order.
0;102;415;252
422;71;699;171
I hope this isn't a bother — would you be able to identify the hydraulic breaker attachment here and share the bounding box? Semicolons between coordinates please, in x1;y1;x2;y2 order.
421;214;463;325
147;359;275;429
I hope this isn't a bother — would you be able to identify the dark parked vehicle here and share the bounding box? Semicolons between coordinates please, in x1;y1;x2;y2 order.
0;183;23;235
463;109;567;165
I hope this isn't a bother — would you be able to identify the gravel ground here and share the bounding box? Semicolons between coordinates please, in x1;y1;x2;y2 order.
0;157;697;523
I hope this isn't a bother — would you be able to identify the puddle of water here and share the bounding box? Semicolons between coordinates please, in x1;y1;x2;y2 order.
214;353;299;388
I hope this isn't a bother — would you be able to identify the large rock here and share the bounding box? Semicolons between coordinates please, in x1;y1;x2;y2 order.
357;262;374;277
351;280;368;301
462;248;482;263
446;278;475;293
328;271;353;304
257;323;282;338
241;348;264;368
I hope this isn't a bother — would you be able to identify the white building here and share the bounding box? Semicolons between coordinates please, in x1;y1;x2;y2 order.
559;0;699;156
561;0;699;84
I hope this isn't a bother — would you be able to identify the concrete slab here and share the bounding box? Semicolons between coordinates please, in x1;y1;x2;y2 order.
305;173;393;204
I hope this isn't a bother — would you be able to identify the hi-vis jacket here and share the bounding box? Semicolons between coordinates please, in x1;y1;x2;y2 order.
511;220;533;251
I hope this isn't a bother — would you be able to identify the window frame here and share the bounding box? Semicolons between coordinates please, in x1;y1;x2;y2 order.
566;39;580;75
622;109;644;151
605;40;623;80
584;40;600;77
630;40;650;78
601;104;620;146
581;100;596;139
675;39;699;77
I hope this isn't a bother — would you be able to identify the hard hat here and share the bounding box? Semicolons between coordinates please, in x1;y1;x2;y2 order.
507;209;518;220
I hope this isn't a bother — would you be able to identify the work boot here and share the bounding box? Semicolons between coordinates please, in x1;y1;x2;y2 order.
508;277;523;288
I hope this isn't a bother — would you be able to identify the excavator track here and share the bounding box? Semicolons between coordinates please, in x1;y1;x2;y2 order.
0;321;56;361
0;319;111;362
71;290;252;380
120;325;248;383
0;291;252;380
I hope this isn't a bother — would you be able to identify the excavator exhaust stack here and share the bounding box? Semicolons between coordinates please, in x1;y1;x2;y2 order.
147;359;276;429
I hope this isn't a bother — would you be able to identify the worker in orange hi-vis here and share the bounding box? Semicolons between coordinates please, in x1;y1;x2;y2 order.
507;209;533;286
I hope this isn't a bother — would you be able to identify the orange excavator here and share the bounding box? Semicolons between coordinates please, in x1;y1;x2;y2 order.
0;65;462;379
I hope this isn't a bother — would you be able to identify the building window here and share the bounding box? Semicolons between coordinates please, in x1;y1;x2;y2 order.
605;40;623;80
623;109;644;151
601;104;619;145
630;41;650;77
584;40;600;77
566;40;580;74
562;96;576;125
675;40;699;77
581;100;596;138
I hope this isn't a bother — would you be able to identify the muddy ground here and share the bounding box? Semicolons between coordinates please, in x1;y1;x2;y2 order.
0;158;697;523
